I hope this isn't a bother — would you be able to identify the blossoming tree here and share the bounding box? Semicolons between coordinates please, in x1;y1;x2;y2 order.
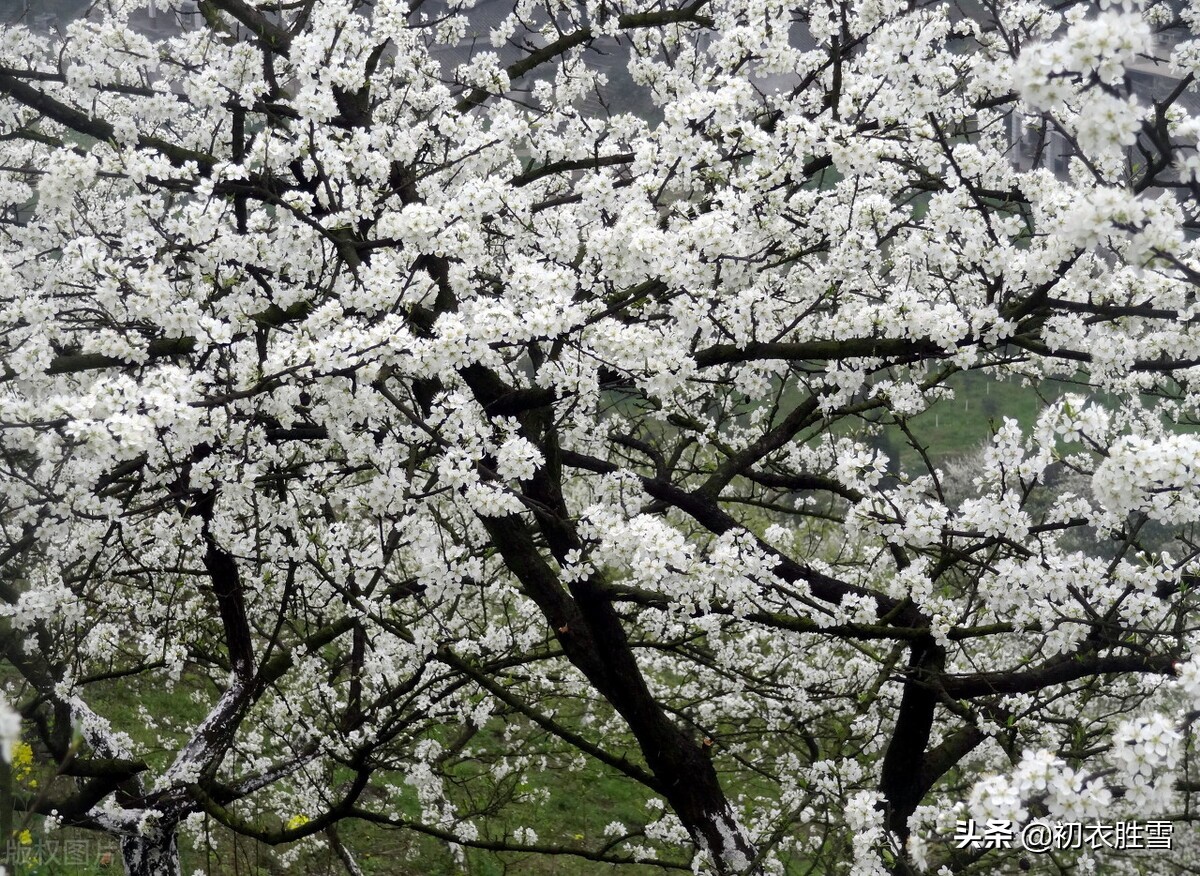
2;0;1200;873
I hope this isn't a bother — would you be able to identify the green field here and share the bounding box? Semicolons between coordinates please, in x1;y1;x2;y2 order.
892;370;1078;470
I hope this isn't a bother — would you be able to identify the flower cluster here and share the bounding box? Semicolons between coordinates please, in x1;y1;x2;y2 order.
4;0;1200;874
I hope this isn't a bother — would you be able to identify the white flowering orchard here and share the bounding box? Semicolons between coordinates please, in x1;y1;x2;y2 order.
2;0;1200;874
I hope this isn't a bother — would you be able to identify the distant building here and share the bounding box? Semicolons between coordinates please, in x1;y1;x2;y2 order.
1007;26;1200;185
0;0;91;29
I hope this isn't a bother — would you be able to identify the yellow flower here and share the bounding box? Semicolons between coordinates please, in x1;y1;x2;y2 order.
11;742;31;768
11;741;35;784
17;830;32;846
285;815;310;831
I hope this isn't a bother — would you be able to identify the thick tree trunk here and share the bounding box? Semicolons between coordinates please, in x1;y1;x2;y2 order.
879;638;945;840
479;513;759;873
566;582;758;873
121;827;181;876
461;320;759;872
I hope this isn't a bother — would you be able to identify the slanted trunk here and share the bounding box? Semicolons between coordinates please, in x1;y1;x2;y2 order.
121;826;181;876
479;513;759;873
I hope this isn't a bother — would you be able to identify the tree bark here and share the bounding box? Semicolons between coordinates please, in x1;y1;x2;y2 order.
879;637;945;839
121;825;181;876
478;513;758;874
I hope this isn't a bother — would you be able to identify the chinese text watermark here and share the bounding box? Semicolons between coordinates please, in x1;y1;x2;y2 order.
954;819;1173;853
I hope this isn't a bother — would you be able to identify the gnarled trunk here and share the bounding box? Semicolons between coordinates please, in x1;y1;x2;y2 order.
121;826;181;876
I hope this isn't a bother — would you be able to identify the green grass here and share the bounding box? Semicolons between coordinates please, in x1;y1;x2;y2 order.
895;370;1076;470
5;677;683;876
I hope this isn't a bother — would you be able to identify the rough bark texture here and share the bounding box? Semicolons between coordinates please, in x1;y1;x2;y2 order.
121;827;181;876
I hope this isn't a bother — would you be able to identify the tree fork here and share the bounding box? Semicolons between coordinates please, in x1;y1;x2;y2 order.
878;637;946;844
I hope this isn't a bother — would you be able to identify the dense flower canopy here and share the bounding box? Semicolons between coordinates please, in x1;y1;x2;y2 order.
3;0;1200;874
